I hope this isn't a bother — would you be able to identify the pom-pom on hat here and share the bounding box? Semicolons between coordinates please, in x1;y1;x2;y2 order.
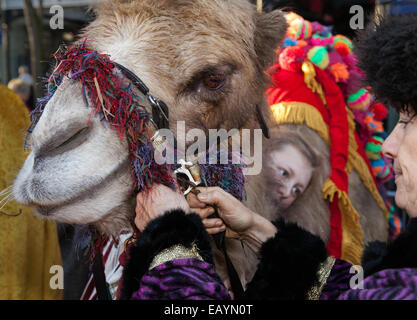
288;17;312;40
372;103;389;121
365;136;384;160
285;11;303;24
334;35;353;57
279;46;306;72
347;88;372;111
328;62;349;83
370;158;391;179
307;46;329;69
283;37;298;48
364;112;384;133
311;32;334;47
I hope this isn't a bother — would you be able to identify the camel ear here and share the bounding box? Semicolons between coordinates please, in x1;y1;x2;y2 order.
254;9;288;71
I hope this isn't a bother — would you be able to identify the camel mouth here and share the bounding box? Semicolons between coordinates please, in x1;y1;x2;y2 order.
36;204;55;217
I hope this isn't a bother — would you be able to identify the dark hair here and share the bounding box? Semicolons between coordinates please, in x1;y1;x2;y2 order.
355;14;417;116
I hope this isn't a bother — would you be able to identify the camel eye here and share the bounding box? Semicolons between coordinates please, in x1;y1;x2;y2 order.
203;74;225;90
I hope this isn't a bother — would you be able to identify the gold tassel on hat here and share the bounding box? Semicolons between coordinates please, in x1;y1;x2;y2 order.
301;61;327;107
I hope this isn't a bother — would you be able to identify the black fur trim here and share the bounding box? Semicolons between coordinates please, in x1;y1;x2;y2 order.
119;209;213;300
242;219;328;300
362;217;417;277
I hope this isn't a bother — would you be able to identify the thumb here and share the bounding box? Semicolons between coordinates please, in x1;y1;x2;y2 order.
196;189;226;208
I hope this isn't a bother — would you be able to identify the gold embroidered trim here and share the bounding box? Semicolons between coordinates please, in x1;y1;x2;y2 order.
149;243;204;270
306;256;336;300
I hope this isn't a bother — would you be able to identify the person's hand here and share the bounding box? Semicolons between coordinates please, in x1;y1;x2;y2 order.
186;187;257;238
135;184;190;232
186;187;248;238
187;187;277;254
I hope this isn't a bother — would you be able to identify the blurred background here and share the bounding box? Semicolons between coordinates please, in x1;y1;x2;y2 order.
0;0;96;109
2;0;416;105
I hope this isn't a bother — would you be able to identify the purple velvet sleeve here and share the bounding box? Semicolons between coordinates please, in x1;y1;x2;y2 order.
320;259;353;300
336;268;417;300
131;258;231;300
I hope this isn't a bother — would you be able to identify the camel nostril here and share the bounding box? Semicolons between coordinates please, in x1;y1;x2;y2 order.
33;156;43;172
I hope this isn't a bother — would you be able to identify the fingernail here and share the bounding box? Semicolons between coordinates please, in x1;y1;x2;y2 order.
216;221;222;226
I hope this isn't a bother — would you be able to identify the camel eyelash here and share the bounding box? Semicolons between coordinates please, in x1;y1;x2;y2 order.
38;126;91;158
196;80;232;101
181;64;235;100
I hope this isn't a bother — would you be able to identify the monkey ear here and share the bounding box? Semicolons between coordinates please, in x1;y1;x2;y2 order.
254;9;288;71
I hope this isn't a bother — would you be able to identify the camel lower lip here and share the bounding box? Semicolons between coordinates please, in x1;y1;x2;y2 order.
36;205;56;216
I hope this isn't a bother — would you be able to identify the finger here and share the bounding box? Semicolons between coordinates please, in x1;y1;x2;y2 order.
225;229;240;239
195;186;224;194
192;207;215;219
186;192;206;209
134;203;148;230
135;200;146;216
196;188;229;207
134;215;147;232
202;218;224;229
206;225;226;235
136;191;145;206
136;189;152;208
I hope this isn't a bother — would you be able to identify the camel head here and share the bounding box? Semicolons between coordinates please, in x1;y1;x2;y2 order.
13;0;287;238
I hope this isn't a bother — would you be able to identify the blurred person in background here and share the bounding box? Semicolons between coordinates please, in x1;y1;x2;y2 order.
18;66;33;86
0;83;62;299
7;78;32;111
